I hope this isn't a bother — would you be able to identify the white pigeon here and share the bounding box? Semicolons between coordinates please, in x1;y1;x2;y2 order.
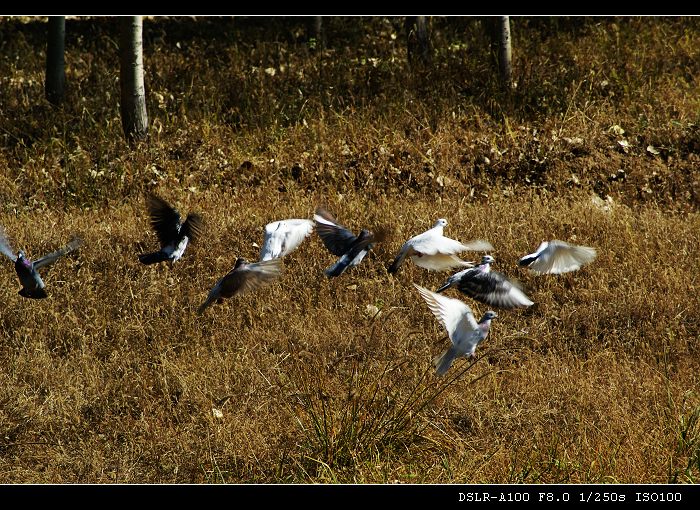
518;240;597;274
259;219;314;261
388;218;493;273
414;284;498;376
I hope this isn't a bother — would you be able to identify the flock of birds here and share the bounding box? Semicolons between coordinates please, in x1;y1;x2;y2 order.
0;193;598;376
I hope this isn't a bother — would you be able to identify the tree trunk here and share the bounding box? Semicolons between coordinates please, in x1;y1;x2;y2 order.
497;16;513;91
119;16;148;142
406;16;431;65
313;16;323;49
45;16;65;106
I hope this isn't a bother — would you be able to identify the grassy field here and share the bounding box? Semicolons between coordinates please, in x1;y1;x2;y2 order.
0;16;699;483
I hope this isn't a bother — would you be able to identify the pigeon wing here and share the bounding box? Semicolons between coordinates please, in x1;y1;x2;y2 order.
146;194;182;248
457;271;533;308
527;240;597;274
314;208;358;256
412;235;492;256
410;253;474;271
323;230;379;277
33;237;82;270
218;258;283;298
260;219;314;261
0;226;17;261
181;213;204;244
414;284;478;344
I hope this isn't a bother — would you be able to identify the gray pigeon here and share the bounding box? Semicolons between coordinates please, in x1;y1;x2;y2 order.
139;193;203;265
436;255;533;309
519;240;597;274
197;257;283;314
414;284;498;376
314;207;388;278
0;225;82;299
388;218;493;274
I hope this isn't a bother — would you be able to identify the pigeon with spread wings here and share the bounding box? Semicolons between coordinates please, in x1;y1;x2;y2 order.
0;226;82;299
197;257;283;314
388;218;492;274
519;240;597;274
138;193;203;265
314;207;388;278
436;255;533;309
259;219;314;261
414;284;497;376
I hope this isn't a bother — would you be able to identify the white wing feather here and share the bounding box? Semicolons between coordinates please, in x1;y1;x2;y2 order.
527;240;597;274
259;219;314;261
414;284;478;345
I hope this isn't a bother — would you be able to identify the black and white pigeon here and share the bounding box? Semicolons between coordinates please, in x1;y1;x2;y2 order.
259;219;314;261
436;255;533;309
388;218;492;274
0;226;82;299
414;284;498;376
518;240;597;274
197;257;283;314
313;207;388;278
138;193;203;265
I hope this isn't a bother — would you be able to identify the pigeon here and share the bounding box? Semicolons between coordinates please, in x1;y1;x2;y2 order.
0;226;82;299
314;207;388;277
518;240;597;274
436;255;533;308
414;283;498;376
197;257;283;314
388;218;493;273
138;193;203;265
259;219;314;261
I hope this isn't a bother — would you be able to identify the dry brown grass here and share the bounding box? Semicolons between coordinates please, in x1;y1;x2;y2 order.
0;16;699;483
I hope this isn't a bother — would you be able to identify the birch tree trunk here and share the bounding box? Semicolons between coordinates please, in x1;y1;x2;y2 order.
406;16;431;65
45;16;65;106
119;16;148;142
312;16;323;50
497;16;513;91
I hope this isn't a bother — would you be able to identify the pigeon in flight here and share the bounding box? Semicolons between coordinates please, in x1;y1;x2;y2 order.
197;257;283;314
518;240;597;274
314;207;388;277
0;226;82;299
436;255;533;308
259;219;314;261
138;193;203;265
388;218;492;274
414;284;498;376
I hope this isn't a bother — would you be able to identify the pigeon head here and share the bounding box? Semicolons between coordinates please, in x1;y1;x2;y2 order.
16;250;31;267
358;229;372;240
482;310;498;321
480;255;495;265
433;218;448;228
234;257;249;269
